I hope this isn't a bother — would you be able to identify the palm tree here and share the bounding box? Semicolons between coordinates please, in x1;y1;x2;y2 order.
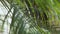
0;0;60;34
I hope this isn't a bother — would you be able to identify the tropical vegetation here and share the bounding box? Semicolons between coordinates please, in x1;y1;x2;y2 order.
0;0;60;34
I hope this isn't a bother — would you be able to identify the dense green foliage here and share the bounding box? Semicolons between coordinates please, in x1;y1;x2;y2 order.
0;0;60;34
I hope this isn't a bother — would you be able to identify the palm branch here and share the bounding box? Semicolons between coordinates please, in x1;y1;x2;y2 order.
0;0;60;34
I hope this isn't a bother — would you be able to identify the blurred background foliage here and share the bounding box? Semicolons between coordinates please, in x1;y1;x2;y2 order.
0;0;60;34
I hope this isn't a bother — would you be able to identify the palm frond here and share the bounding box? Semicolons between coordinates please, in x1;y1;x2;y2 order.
0;0;60;34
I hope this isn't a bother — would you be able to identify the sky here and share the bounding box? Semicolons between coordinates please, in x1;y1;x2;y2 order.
0;2;10;34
